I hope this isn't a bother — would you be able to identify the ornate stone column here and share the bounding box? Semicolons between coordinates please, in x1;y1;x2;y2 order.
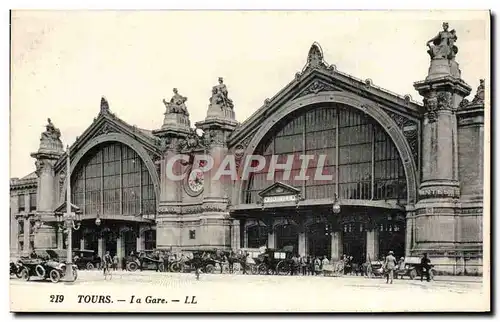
153;88;192;248
30;119;64;250
195;77;239;250
413;23;472;258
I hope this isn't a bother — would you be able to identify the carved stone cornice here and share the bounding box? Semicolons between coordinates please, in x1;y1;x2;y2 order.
157;205;182;215
418;185;461;199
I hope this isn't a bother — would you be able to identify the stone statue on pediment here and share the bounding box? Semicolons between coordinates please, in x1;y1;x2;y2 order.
41;118;61;142
38;118;63;153
426;22;458;60
209;77;234;110
163;88;189;117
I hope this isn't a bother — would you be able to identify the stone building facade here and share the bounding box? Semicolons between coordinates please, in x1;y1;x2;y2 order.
10;24;485;273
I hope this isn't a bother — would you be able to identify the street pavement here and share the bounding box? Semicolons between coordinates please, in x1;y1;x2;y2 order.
10;270;489;312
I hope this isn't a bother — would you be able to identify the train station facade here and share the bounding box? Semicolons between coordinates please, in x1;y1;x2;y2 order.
10;26;485;272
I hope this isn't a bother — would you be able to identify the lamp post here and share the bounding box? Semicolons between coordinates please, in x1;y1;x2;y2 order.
332;193;341;214
63;144;82;283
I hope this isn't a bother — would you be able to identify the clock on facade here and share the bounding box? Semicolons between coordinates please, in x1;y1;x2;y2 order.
184;167;204;196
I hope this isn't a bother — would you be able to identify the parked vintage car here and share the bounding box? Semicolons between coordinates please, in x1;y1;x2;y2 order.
73;249;101;270
395;256;436;280
17;250;78;283
125;250;164;272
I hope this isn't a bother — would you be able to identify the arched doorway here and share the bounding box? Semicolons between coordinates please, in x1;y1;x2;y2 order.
378;214;405;259
342;222;367;264
307;222;331;258
275;224;299;253
247;225;268;248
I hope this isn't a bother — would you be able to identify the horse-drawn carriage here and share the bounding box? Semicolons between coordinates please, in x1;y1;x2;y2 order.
169;250;222;274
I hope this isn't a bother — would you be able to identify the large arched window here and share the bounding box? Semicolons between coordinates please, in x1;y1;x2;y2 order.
71;142;156;217
244;104;406;203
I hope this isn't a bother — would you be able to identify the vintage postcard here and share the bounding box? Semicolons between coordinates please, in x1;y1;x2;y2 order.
9;10;490;313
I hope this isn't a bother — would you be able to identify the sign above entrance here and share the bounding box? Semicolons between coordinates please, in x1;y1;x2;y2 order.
263;194;298;204
258;182;302;206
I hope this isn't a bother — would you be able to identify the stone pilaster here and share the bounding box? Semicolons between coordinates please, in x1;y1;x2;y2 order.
10;195;19;257
366;229;379;262
231;219;241;250
298;231;306;257
330;231;342;262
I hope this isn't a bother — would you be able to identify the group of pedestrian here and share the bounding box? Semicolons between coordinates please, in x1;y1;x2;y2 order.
286;254;331;276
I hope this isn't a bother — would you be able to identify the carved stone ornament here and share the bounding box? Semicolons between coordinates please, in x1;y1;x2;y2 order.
423;91;439;123
98;123;117;136
35;159;55;177
471;79;485;105
426;22;458;60
297;80;337;98
38;118;64;153
209;77;234;111
305;42;328;70
100;96;110;114
163;88;190;117
436;92;453;111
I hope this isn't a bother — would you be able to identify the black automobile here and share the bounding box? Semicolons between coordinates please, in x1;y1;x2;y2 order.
10;261;22;278
125;250;164;272
17;250;78;283
73;249;101;270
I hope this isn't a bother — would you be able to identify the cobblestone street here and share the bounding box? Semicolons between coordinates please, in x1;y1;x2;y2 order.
10;271;488;312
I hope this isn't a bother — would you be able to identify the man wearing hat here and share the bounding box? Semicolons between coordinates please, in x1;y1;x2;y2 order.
384;251;397;284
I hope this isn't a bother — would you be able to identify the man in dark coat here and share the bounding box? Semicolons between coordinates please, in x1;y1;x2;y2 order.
420;253;431;282
192;252;203;280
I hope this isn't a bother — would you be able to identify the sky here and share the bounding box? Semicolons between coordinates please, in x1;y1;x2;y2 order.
10;10;489;178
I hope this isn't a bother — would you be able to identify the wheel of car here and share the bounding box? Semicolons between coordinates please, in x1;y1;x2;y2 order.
15;267;23;278
86;262;95;270
35;265;46;278
127;261;138;272
409;268;417;280
205;264;215;274
49;270;61;283
20;268;30;281
170;262;181;273
257;263;267;275
276;261;290;275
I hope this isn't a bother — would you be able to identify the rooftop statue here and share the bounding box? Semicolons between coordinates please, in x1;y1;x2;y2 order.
41;118;61;142
471;79;485;105
426;22;458;60
209;77;234;110
163;88;189;117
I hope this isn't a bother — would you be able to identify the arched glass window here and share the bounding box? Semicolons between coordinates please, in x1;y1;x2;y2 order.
244;104;407;203
71;142;156;217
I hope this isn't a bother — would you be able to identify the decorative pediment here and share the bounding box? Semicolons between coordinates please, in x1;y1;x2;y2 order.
54;201;82;215
53;97;162;172
258;182;301;198
228;42;421;149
